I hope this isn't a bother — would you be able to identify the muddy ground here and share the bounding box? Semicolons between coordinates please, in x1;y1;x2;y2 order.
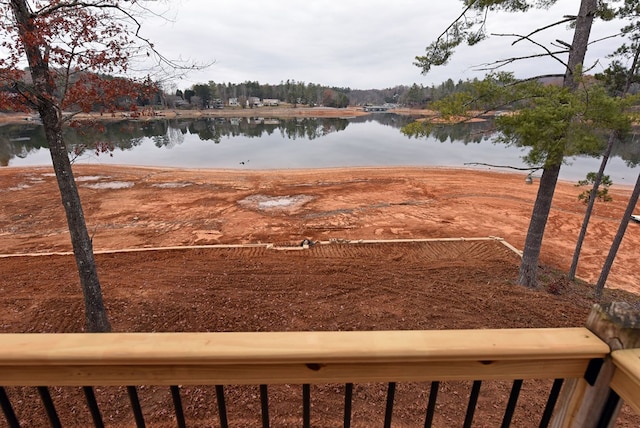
0;165;639;427
1;165;638;292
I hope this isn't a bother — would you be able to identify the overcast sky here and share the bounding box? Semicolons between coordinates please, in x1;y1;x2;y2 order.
0;1;625;91
102;2;640;90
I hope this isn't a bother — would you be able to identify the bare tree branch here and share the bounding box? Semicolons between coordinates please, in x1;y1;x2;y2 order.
464;162;542;171
31;0;213;79
491;32;569;69
35;0;119;17
588;32;623;46
475;49;569;72
511;16;576;46
554;39;572;49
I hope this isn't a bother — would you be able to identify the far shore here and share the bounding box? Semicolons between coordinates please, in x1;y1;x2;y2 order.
0;106;478;124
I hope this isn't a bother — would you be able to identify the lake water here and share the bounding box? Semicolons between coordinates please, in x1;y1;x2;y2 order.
1;114;638;184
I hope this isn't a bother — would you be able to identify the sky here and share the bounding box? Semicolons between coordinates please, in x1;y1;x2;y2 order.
133;0;629;91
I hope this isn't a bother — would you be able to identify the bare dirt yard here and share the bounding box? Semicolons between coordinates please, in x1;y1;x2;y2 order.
1;165;639;427
1;165;638;291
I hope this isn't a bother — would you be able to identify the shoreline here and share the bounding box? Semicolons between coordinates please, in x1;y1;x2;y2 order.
0;106;441;125
2;163;635;189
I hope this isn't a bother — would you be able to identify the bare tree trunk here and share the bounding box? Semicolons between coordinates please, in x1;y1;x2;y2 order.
10;0;111;332
517;0;597;288
41;107;111;332
568;133;615;280
623;45;640;95
595;172;640;298
570;40;640;282
518;158;562;288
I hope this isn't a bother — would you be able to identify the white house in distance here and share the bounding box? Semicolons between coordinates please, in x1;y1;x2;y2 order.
247;97;262;107
228;97;280;108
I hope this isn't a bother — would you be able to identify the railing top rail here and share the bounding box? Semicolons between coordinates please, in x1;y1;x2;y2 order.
611;348;640;415
0;328;607;366
0;328;609;386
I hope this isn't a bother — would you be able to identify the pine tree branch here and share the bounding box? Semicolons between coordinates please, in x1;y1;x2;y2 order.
434;0;479;43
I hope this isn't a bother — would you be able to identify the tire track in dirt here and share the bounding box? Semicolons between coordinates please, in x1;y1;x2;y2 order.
297;239;518;265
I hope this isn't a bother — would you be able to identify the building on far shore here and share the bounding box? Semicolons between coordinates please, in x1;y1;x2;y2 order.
247;97;262;108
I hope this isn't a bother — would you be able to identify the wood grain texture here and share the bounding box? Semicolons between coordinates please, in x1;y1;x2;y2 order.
612;349;640;415
0;328;608;386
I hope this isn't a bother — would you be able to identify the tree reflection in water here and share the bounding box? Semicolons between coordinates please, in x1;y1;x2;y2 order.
0;114;638;171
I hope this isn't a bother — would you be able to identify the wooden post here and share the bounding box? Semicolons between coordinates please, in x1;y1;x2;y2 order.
551;302;640;428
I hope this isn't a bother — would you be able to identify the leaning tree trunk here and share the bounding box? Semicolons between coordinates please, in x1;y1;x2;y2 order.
518;158;562;288
40;107;112;332
569;41;640;282
517;0;596;288
568;132;615;281
590;41;640;294
595;172;640;298
10;0;111;332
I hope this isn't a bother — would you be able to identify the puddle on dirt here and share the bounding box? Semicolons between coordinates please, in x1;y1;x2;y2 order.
239;194;313;211
75;175;109;182
152;182;193;189
6;183;31;191
81;181;134;189
4;173;48;191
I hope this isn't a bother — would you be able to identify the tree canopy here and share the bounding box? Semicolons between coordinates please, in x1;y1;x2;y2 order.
0;0;183;331
0;1;159;117
409;0;628;288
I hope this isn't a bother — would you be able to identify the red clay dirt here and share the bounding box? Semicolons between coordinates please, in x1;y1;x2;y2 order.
1;165;638;292
0;165;639;427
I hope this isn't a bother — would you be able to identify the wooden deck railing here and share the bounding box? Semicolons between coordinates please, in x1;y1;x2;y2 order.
0;328;608;386
610;349;640;415
1;303;640;427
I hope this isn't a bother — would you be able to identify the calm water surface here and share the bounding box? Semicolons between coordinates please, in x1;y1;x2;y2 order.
1;114;637;183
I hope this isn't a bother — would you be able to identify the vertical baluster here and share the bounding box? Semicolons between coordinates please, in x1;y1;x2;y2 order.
343;383;353;428
170;386;186;428
302;384;311;428
424;381;439;428
462;380;482;428
597;390;622;428
215;385;229;428
0;387;20;428
539;379;564;428
383;382;396;428
37;387;61;428
259;384;269;428
501;380;523;428
126;386;145;428
82;386;104;428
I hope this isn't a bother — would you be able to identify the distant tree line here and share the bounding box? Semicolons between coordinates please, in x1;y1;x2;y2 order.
8;68;626;114
163;80;352;109
0;71;480;112
171;79;496;109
